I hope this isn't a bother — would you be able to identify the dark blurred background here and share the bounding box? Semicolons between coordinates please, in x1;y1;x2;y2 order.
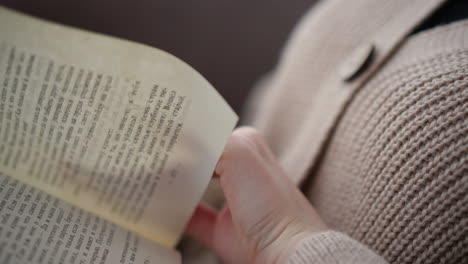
0;0;316;114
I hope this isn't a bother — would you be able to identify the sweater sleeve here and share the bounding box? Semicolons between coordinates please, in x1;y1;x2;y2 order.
287;231;387;264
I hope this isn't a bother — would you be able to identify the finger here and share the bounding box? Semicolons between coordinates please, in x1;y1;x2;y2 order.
213;127;327;263
186;203;217;248
216;127;294;211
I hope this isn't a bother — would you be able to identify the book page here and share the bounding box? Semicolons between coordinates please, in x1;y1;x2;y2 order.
0;7;238;248
0;173;180;264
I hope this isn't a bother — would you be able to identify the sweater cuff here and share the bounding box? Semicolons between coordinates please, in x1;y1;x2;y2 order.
287;231;387;264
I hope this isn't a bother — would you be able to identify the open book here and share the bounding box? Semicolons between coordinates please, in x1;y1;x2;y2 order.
0;6;237;264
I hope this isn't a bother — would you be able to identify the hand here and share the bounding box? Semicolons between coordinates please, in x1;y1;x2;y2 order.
187;127;328;264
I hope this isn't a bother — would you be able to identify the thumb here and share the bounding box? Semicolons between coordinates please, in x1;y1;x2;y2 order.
215;127;327;263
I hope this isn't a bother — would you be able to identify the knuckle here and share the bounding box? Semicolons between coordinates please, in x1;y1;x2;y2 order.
248;211;303;264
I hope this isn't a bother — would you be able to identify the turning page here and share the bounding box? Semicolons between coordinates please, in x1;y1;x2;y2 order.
0;7;238;248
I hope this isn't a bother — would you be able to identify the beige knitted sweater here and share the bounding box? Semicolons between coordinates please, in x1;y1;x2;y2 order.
243;0;468;263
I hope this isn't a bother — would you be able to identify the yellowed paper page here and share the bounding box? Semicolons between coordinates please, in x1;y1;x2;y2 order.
0;7;238;248
0;173;180;264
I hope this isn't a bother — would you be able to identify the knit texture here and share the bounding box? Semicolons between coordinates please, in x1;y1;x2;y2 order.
305;22;468;264
287;231;386;264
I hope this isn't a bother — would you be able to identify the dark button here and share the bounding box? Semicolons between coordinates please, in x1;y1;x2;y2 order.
339;43;375;82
